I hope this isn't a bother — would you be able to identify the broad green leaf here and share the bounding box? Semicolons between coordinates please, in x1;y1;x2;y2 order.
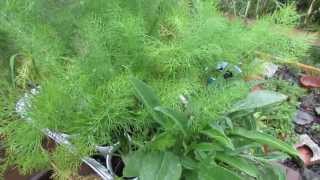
215;153;259;178
201;127;234;150
231;128;298;157
193;143;224;152
130;77;164;126
181;156;197;170
198;163;243;180
123;150;145;177
154;106;188;135
257;162;286;180
140;151;182;180
271;163;286;180
231;90;287;112
150;132;176;151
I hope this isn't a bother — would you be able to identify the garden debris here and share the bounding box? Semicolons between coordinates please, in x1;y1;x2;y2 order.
296;134;320;166
263;63;279;78
207;77;216;85
294;111;314;125
275;66;300;84
179;94;188;106
216;61;229;71
300;91;320;113
223;71;233;79
233;65;242;74
216;61;242;79
300;76;320;88
15;87;39;121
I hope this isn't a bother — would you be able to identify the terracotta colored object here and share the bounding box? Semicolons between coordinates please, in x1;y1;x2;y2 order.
300;76;320;88
295;134;320;166
251;84;263;92
297;146;313;166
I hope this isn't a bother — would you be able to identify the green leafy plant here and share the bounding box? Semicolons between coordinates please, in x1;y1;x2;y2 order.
272;4;301;26
122;78;298;180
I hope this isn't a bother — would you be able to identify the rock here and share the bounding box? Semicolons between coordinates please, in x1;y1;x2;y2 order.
294;111;314;125
300;92;320;112
300;76;320;88
296;134;320;166
302;168;320;180
315;107;320;116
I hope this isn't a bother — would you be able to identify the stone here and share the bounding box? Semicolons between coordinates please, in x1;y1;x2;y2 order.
300;76;320;88
302;168;320;180
296;134;320;166
315;107;320;116
294;111;314;125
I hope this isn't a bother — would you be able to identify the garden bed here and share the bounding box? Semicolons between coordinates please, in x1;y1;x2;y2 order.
0;1;317;180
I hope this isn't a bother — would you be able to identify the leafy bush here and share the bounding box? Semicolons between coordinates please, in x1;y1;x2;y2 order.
272;4;301;26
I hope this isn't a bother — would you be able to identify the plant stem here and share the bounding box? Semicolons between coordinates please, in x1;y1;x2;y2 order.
245;0;251;18
305;0;316;24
